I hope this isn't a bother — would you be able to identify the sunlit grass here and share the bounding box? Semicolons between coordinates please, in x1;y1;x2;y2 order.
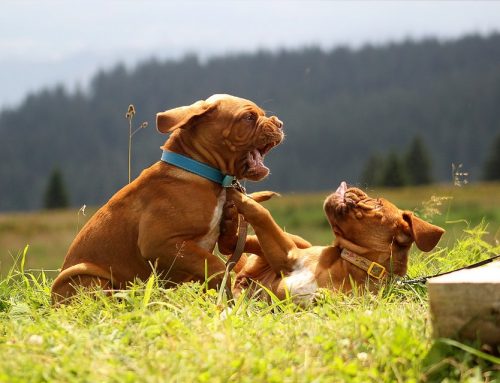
0;224;499;381
1;183;499;276
1;183;500;381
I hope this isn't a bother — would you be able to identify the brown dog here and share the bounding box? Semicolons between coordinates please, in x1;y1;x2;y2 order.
51;94;284;303
228;182;445;304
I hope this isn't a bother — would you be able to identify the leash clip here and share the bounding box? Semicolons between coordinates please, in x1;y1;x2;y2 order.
221;176;246;193
225;178;246;194
221;175;236;188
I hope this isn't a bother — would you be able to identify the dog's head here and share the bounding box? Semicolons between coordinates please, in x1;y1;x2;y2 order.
156;94;284;181
324;182;445;264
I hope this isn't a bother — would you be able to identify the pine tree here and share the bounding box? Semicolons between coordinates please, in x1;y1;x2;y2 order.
483;133;500;180
43;169;69;209
381;152;407;187
360;153;384;187
405;135;433;185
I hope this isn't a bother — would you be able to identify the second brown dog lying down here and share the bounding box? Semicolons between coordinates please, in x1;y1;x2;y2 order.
228;182;445;304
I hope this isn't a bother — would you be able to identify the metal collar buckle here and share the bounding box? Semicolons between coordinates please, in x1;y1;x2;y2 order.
367;262;386;279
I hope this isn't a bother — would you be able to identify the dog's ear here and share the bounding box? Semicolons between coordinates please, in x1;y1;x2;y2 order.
156;100;216;133
402;211;445;252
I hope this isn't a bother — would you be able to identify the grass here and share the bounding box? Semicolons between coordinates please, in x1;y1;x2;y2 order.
0;183;500;381
0;208;98;277
2;182;499;276
1;229;499;382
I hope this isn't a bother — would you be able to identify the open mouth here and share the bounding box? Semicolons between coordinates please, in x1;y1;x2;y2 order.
244;140;280;181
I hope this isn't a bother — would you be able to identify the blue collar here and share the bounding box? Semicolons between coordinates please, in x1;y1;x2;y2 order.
160;150;237;187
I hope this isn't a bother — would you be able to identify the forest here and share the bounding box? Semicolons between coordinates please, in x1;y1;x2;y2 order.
1;33;500;211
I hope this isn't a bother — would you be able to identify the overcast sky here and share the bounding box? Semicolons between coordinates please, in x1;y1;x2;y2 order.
1;1;500;108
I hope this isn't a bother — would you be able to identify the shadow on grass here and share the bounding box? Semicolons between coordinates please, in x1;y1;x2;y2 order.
422;338;500;381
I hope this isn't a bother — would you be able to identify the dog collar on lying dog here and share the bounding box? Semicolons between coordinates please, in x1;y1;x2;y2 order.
340;248;386;280
161;150;238;188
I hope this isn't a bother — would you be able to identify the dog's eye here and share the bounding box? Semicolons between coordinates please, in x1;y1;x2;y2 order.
243;113;257;122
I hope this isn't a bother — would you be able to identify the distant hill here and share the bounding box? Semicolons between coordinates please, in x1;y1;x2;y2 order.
1;33;500;211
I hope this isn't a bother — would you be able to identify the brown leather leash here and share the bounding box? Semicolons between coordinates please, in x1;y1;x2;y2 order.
340;246;500;285
225;215;248;272
401;254;500;285
225;180;249;273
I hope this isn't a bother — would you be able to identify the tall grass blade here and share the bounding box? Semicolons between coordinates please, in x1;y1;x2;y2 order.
216;267;231;306
20;245;29;274
142;274;156;309
437;338;500;364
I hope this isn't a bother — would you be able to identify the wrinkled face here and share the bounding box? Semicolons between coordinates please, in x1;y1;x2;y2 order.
204;94;284;181
156;94;284;181
323;182;414;252
323;182;445;276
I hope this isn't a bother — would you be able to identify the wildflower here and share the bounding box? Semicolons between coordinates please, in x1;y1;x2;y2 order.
356;352;369;362
219;307;233;320
339;338;351;348
27;334;43;345
420;195;452;221
131;121;149;137
125;104;136;119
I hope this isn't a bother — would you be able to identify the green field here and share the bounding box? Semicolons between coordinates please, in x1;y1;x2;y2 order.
1;182;500;275
1;183;500;381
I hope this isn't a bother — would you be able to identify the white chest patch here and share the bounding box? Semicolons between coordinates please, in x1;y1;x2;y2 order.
198;189;226;250
284;258;318;305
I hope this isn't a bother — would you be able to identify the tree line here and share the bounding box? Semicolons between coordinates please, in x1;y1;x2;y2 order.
2;33;500;211
361;135;433;188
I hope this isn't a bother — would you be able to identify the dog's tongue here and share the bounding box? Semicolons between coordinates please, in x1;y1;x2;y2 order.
250;149;263;166
247;149;269;177
248;149;266;169
335;181;347;198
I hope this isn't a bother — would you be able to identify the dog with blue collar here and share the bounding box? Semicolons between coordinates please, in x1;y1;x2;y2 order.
52;94;284;303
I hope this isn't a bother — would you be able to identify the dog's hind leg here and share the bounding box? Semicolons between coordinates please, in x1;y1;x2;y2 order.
51;275;113;305
51;262;114;305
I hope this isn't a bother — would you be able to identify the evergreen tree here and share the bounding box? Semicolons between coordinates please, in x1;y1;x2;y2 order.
43;169;69;209
360;153;384;187
381;152;407;187
483;133;500;180
404;135;433;185
2;33;500;210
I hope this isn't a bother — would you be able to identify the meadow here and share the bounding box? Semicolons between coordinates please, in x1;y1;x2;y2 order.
0;182;500;382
